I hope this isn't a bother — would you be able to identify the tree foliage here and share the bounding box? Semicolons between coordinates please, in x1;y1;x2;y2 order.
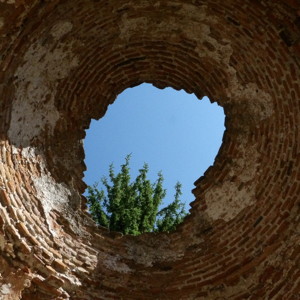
87;155;187;235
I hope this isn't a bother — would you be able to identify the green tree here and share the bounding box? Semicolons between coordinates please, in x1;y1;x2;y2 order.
155;182;186;232
87;155;187;235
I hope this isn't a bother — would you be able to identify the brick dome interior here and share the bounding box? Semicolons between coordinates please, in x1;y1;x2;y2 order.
0;0;299;299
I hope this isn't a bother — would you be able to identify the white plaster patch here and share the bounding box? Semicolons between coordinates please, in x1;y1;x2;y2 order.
126;237;184;267
102;253;132;273
8;38;78;146
33;172;71;215
204;182;256;222
179;4;233;64
20;147;38;161
32;172;71;236
0;283;11;295
227;70;274;121
9;145;85;238
50;21;73;40
205;143;260;222
229;144;260;182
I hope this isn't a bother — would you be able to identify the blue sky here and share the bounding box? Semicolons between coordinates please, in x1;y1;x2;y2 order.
83;83;225;211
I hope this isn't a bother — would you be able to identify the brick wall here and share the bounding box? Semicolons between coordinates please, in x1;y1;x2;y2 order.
0;0;299;299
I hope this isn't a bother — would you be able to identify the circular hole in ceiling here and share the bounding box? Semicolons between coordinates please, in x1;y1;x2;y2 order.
83;83;225;234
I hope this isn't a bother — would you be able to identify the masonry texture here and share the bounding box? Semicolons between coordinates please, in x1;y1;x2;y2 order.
0;0;299;299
